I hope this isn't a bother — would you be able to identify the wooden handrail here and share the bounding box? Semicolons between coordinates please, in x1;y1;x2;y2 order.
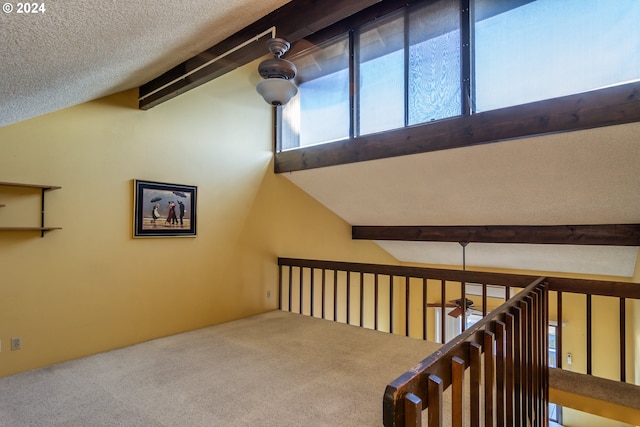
547;277;640;299
279;258;640;298
278;257;539;286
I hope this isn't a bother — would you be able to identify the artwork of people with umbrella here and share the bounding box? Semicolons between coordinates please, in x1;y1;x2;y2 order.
134;180;196;237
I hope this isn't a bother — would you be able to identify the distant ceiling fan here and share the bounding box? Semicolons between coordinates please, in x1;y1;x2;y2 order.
426;297;475;318
448;297;474;318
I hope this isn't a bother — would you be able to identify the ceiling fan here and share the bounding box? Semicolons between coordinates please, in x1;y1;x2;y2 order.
424;242;492;318
427;297;502;318
426;298;475;318
447;297;474;318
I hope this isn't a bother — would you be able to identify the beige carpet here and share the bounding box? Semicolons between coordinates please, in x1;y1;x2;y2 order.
0;311;442;426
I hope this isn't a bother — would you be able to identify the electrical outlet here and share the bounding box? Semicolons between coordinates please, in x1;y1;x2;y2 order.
11;337;21;351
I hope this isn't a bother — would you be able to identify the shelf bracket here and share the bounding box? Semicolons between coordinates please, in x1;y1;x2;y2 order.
40;186;58;237
41;188;46;237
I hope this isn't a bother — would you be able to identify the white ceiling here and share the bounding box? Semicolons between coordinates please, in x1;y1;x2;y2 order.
285;123;640;277
1;1;638;277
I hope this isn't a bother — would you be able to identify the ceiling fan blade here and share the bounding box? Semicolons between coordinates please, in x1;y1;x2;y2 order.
448;307;463;318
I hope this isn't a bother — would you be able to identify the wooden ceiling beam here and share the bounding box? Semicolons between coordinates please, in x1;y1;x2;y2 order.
138;0;384;110
352;224;640;246
275;81;640;172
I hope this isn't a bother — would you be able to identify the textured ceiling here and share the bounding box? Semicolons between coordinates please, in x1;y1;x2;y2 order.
0;0;290;127
1;1;638;277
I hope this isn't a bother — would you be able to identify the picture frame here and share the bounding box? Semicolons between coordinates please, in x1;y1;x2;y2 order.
133;180;197;237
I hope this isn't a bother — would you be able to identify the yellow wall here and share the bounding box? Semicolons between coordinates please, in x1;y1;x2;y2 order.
0;61;396;378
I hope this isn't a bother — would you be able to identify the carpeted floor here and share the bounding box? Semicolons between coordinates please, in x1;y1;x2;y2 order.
0;311;443;426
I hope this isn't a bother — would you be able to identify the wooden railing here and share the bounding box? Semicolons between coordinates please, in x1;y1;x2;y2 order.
546;278;640;382
383;277;548;427
277;258;640;425
278;257;538;342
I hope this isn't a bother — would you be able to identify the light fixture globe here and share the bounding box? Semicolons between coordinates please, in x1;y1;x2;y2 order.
256;78;298;106
256;37;298;106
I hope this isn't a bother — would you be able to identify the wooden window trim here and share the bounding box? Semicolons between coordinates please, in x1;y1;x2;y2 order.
275;81;640;173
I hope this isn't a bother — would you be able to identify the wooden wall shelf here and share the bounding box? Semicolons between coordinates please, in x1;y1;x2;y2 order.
0;181;62;190
0;227;63;232
0;181;62;237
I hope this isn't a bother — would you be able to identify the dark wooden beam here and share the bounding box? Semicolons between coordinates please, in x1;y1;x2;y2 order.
547;277;640;299
352;224;640;246
275;81;640;172
138;0;383;110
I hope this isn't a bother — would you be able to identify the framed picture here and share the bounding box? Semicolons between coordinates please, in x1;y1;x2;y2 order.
133;180;197;237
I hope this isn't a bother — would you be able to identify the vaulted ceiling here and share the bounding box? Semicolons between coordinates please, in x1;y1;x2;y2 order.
283;121;640;276
2;0;638;277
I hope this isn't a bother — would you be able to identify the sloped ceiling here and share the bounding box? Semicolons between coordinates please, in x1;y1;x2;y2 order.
0;0;291;127
1;1;638;277
284;122;640;277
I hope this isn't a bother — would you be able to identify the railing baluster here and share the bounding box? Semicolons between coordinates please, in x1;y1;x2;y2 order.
469;342;482;427
620;297;626;382
512;305;524;425
360;272;365;327
452;356;465;427
310;267;315;317
440;280;446;344
531;291;539;424
495;320;506;427
390;275;394;334
541;288;548;424
482;283;488;317
427;375;443;427
288;265;293;312
517;301;529;426
406;276;410;337
504;313;515;427
538;289;546;423
542;286;549;425
529;293;537;422
321;269;326;319
374;273;379;331
557;291;563;369
484;330;495;427
530;291;540;425
586;293;592;375
299;267;304;314
346;271;351;325
404;393;422;427
333;270;338;322
423;278;428;341
521;297;532;424
538;283;549;420
278;264;283;310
